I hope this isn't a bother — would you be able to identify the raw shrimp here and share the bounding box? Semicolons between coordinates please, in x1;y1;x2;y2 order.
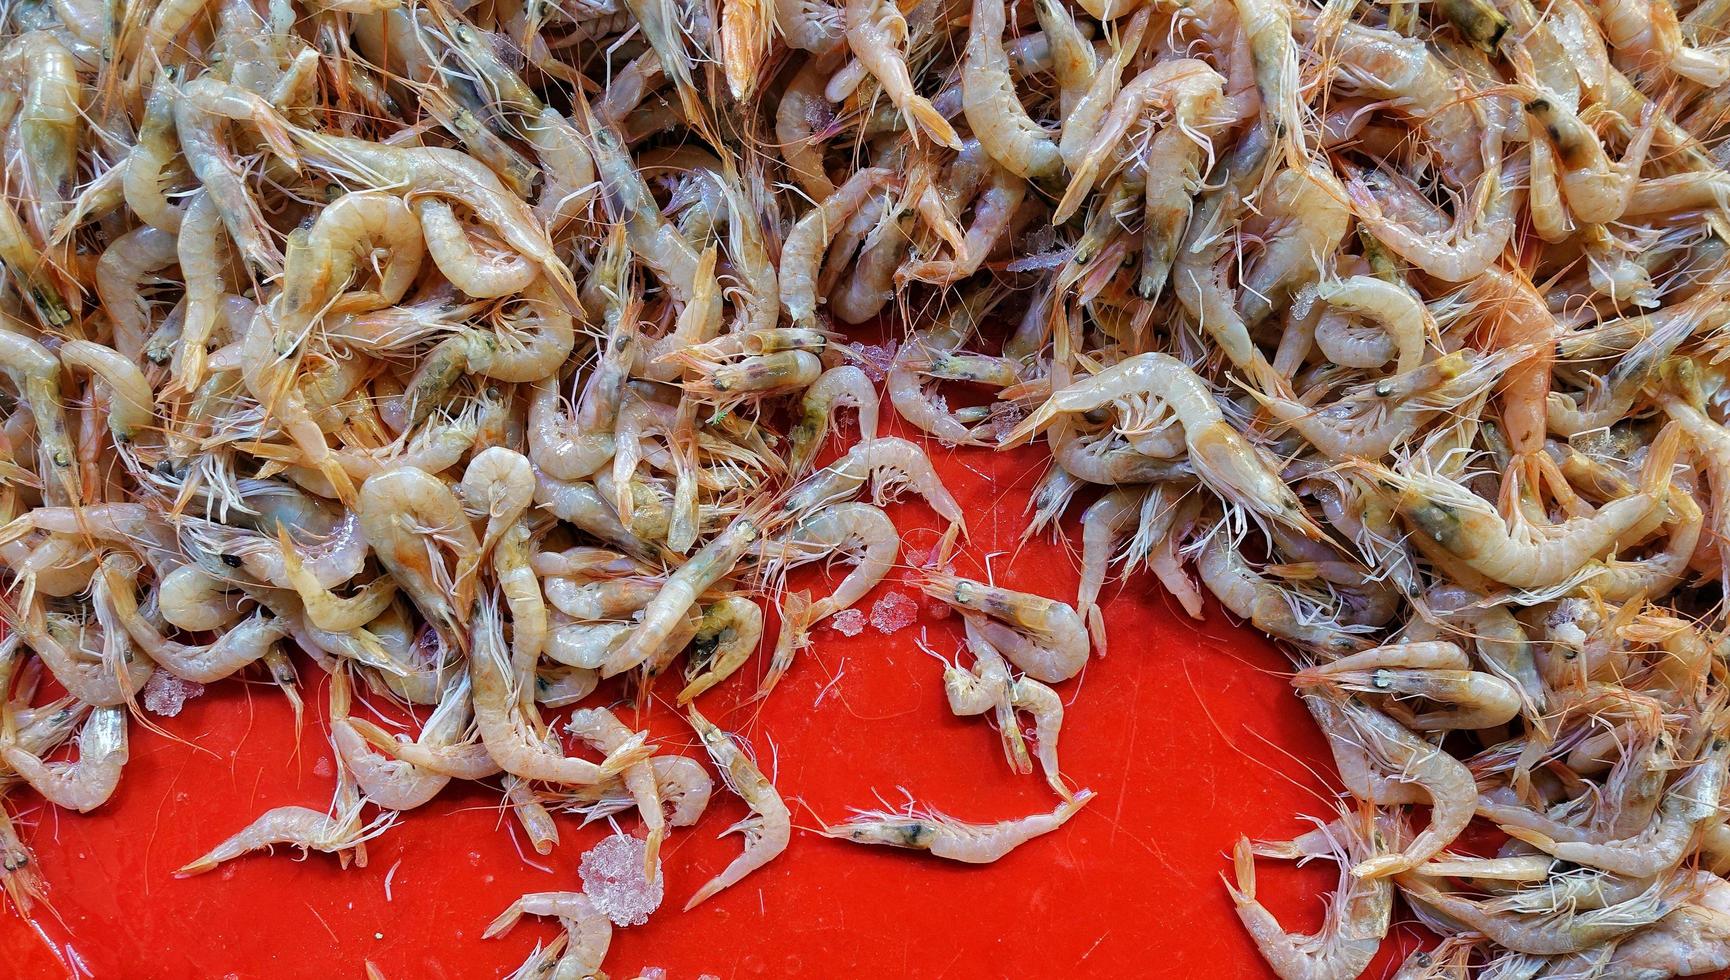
784;437;966;530
1007;354;1322;540
915;572;1088;683
603;516;759;677
1294;642;1522;730
962;0;1060;179
329;669;449;811
567;707;663;875
781;168;895;329
0;706;127;813
1227;810;1394;980
789;366;879;475
845;0;960;148
822;791;1093;863
484;891;613;979
684;705;790;909
414;198;537;299
679;596;765;702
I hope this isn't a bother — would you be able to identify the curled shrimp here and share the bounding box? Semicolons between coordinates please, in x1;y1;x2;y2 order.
0;706;127;814
483;891;613;979
784;437;966;531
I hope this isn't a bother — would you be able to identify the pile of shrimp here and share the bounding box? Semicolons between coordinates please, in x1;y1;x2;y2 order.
0;0;1728;970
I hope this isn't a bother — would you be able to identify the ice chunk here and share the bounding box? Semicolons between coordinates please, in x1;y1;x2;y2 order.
869;591;918;634
578;833;664;927
830;608;866;636
639;970;666;980
141;672;204;717
849;341;898;382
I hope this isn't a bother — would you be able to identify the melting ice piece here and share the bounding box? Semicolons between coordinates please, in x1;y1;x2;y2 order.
830;608;866;636
142;672;205;717
578;833;664;927
869;591;918;634
849;341;897;382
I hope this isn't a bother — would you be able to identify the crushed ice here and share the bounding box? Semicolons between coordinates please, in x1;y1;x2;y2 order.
869;592;918;634
578;833;663;927
848;341;897;382
830;608;866;636
142;672;205;717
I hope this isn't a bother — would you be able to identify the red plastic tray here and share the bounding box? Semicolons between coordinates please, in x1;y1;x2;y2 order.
1;418;1431;979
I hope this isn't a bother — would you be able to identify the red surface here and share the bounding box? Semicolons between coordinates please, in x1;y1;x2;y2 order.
0;414;1431;979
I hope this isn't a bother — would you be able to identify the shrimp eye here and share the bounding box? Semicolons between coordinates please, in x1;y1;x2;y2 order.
221;554;244;568
1374;381;1394;397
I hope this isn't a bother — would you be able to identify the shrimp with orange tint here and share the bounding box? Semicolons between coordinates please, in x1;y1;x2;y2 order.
566;706;664;876
484;891;613;980
914;569;1088;684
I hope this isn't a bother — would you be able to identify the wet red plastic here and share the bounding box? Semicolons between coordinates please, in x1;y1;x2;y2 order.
2;418;1442;979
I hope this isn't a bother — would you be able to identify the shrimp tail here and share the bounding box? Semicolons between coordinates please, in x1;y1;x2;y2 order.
906;96;963;150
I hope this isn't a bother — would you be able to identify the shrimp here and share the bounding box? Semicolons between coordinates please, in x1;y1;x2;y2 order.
962;0;1060;179
1007;353;1323;540
1304;693;1475;878
99;558;287;683
822;791;1093;863
174;775;395;877
1307;277;1430;376
845;0;960;149
683;705;790;910
915;572;1088;683
679;596;765;702
949;617;1070;797
357;466;481;637
1501;731;1730;878
329;669;449;811
413;198;537;300
780;168;895;329
1364;424;1679;591
94;224;179;361
58;341;154;446
0;706;127;813
1294;642;1523;730
568;708;665;876
1226;808;1394;980
1395;872;1679;955
123;80;184;235
887;286;996;446
603;516;759;678
788;366;879;476
784;437;966;531
174;77;294;276
483;891;613;980
0;326;77;506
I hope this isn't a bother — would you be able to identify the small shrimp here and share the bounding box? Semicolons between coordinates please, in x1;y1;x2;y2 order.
99;558;286;684
357;466;481;637
1307;277;1430;376
950;618;1070;797
1008;353;1323;540
414;198;537;299
962;0;1060;179
0;706;127;813
567;707;664;876
476;593;646;787
483;891;612;980
0;325;77;506
1365;425;1678;591
887;286;997;446
684;705;790;910
915;572;1088;684
175;762;394;876
845;0;960;148
784;437;966;531
780;168;895;329
1294;642;1522;730
1305;693;1475;878
822;791;1093;863
1502;732;1730;879
1395;871;1679;956
124;80;185;235
604;517;760;678
329;669;449;812
789;366;879;476
94;224;179;361
1226;809;1394;980
460;447;536;560
677;597;764;703
58;341;154;447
